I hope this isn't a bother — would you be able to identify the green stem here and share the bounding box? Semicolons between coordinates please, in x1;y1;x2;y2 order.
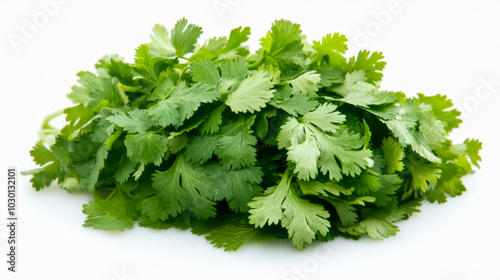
248;56;265;70
41;109;65;130
37;109;65;145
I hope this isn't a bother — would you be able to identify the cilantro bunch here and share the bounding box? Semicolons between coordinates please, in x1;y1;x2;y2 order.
25;19;482;251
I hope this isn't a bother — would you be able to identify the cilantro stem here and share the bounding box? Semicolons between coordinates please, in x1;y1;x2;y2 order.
41;109;65;130
248;56;265;70
37;109;64;145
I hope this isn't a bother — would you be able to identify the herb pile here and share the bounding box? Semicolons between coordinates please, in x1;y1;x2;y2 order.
25;19;482;251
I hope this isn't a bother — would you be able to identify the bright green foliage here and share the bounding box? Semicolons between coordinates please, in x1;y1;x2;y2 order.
225;70;275;113
311;33;348;67
290;71;321;95
381;137;404;174
170;18;203;57
83;185;139;231
150;154;216;219
25;19;481;251
124;132;168;166
248;170;330;249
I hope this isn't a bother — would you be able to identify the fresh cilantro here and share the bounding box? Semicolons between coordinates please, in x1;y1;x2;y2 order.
24;19;482;251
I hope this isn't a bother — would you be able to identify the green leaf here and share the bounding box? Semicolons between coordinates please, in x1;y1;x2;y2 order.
464;138;482;168
300;103;345;133
107;59;135;86
151;154;216;219
148;82;220;127
419;112;447;149
271;93;319;117
61;105;95;137
298;180;354;197
76;144;108;192
426;160;468;203
333;90;398;109
67;71;99;106
171;18;203;57
379;199;422;223
215;116;258;170
417;93;462;132
199;104;226;135
225;70;275;114
124;132;168;165
30;143;57;166
190;60;221;85
224;26;251;51
381;137;404;174
408;155;441;193
106;109;154;134
317;67;344;87
133;44;160;85
219;57;248;93
347;50;386;83
208;165;263;212
114;153;137;184
330;70;377;97
259;19;306;70
316;131;374;181
312;33;348;66
329;200;358;227
357;217;399;240
290;71;321;96
83;186;139;231
380;99;441;163
184;135;218;165
248;170;330;250
150;24;175;57
277;104;372;181
205;224;279;251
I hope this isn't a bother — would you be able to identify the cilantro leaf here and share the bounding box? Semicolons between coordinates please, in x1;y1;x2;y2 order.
208;165;263;212
417;93;462;132
248;170;330;250
347;50;386;83
124;132;168;165
170;18;203;57
381;137;404;174
150;154;216;219
225;70;275;114
106;109;154;134
290;71;321;96
426;159;468;203
270;93;319;117
312;33;348;66
205;223;280;252
190;60;221;85
257;19;306;70
148;82;219;127
407;155;442;193
357;217;399;240
149;24;176;58
83;186;139;231
215;116;258;170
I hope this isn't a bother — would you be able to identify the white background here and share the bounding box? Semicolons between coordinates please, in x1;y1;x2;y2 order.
1;0;500;279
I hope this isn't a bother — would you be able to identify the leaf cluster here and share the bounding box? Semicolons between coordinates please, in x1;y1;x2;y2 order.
25;18;481;251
